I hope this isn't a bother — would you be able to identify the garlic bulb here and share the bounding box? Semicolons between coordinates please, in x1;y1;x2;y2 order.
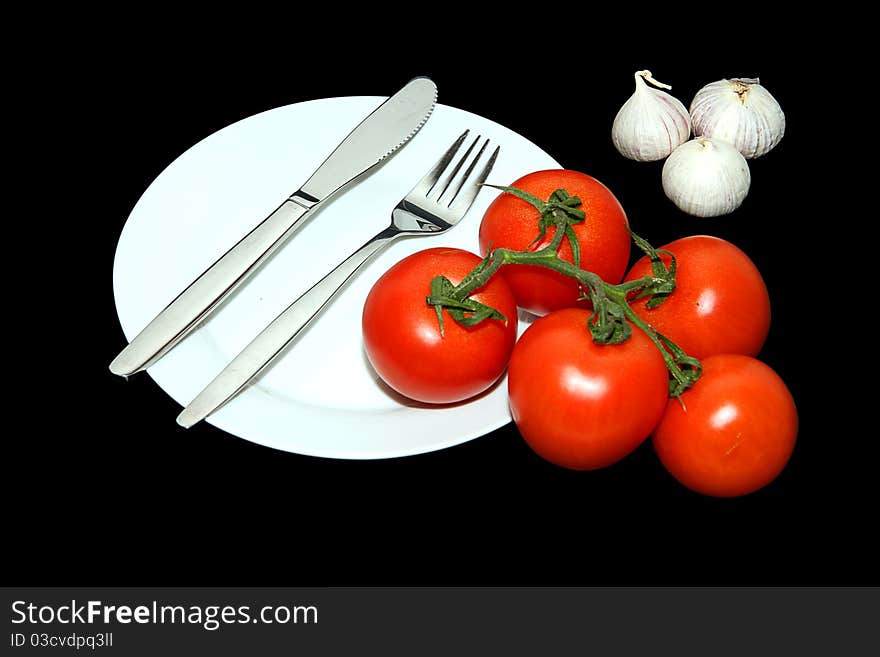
612;70;691;161
662;137;750;217
690;78;785;158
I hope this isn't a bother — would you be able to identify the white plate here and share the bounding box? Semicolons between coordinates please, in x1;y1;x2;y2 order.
113;96;560;458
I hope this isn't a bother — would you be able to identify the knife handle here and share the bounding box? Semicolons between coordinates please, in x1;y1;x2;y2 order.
176;225;400;428
110;194;315;377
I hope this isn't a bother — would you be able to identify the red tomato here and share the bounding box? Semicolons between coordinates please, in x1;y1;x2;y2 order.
624;235;770;359
362;248;518;404
479;169;631;316
508;309;669;470
653;354;797;497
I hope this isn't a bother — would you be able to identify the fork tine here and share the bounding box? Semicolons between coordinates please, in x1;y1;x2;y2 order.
444;138;489;206
433;134;481;200
412;130;469;197
450;144;500;213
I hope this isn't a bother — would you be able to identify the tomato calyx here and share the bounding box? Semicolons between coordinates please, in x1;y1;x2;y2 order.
656;333;702;398
424;186;703;397
426;271;507;337
484;184;586;267
628;231;678;309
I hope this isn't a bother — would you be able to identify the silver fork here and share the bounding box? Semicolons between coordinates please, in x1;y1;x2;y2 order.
177;130;499;427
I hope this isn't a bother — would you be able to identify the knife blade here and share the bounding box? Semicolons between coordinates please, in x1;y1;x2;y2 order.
109;77;437;377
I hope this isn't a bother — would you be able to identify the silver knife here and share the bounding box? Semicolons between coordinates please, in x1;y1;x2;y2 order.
109;77;437;377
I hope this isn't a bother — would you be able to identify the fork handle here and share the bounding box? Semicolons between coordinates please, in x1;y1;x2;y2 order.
176;225;400;428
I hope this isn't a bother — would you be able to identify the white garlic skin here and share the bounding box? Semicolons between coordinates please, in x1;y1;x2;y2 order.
662;137;751;217
690;78;785;159
612;71;692;162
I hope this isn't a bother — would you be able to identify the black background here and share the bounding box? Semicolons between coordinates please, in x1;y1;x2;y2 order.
9;31;872;586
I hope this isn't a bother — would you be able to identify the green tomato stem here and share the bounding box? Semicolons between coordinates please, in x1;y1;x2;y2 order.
430;200;702;396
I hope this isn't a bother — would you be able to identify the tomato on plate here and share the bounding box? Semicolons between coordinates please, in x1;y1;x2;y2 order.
653;354;797;497
508;308;669;470
362;247;518;404
624;235;770;359
479;169;631;316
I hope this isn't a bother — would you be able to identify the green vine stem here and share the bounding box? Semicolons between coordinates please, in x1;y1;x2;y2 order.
425;186;702;398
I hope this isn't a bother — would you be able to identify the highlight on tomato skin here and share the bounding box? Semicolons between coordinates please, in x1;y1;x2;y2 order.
652;354;798;498
361;247;519;405
507;308;670;471
624;235;771;360
479;169;631;316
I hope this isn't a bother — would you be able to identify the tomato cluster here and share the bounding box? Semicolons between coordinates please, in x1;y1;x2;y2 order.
362;170;797;497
